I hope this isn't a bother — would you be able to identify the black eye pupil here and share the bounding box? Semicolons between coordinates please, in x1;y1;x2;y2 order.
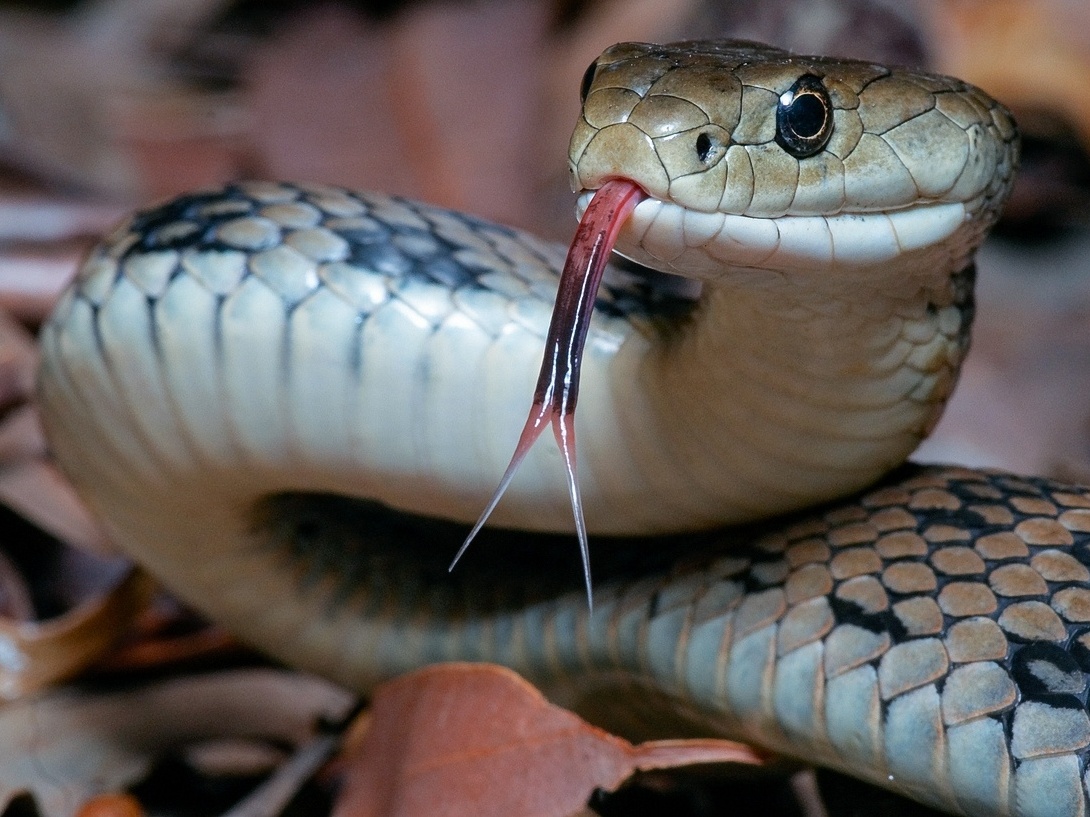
580;60;598;103
775;74;833;158
786;93;826;138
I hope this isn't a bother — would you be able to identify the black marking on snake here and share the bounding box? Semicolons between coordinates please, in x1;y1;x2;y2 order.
944;470;1003;508
337;199;495;291
212;293;227;361
119;183;700;324
1021;690;1086;712
828;594;909;642
391;199;692;320
1069;629;1090;673
87;302;109;372
266;464;1090;631
120;187;258;257
345;235;412;278
145;294;164;361
993;474;1045;498
946;263;977;350
421;255;477;291
1011;642;1087;704
911;504;989;535
324;220;388;249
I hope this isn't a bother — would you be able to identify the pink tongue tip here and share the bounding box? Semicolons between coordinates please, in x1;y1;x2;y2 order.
449;179;646;608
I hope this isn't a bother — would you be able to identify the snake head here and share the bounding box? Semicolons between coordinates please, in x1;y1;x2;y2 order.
569;40;1019;282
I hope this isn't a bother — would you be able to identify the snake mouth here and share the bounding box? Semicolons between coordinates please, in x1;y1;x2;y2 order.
575;189;968;277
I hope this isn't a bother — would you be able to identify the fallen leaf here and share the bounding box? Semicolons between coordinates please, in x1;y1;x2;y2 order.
333;663;765;817
74;794;144;817
0;669;356;817
90;608;241;678
0;494;149;700
0;567;152;700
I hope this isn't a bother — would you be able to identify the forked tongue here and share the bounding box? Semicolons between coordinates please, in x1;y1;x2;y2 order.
449;178;646;607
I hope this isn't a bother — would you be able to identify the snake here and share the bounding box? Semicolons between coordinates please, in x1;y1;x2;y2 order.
37;37;1090;817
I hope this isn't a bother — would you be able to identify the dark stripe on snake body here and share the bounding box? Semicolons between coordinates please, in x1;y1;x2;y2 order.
259;468;1090;678
118;182;692;323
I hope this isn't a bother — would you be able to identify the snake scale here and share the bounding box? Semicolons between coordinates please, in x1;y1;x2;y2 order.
36;39;1090;817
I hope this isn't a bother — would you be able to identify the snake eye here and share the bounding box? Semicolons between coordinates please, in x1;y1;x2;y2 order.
580;60;598;103
775;74;833;158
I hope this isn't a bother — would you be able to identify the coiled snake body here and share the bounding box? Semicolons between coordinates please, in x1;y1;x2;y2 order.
38;40;1090;817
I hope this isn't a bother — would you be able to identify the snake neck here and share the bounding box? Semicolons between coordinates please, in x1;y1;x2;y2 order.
617;250;976;528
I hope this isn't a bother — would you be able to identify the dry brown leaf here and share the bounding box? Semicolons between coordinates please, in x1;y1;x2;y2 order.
0;669;355;817
91;612;240;677
0;568;153;699
333;662;765;817
75;794;145;817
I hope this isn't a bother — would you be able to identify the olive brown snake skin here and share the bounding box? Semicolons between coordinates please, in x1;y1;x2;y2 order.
38;39;1090;817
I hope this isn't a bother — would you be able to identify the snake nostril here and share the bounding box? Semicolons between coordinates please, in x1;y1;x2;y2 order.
694;131;725;166
696;133;712;163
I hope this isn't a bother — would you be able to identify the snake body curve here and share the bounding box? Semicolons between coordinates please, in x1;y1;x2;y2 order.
36;40;1090;817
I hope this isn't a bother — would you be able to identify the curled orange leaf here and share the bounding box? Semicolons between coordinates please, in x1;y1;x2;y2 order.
334;663;766;817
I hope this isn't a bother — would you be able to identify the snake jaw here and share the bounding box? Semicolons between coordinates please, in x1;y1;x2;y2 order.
451;179;646;607
584;192;974;283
